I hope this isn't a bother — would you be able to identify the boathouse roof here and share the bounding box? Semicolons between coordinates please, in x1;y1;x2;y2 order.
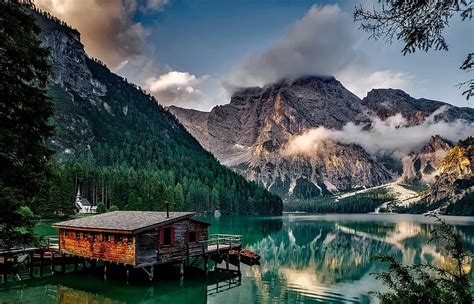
53;211;201;234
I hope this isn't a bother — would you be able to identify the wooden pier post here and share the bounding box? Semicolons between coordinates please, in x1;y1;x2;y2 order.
180;260;184;276
103;262;107;280
50;252;55;273
28;252;33;277
2;255;6;283
237;249;241;275
204;255;208;275
126;266;130;285
39;252;44;277
225;253;229;271
74;257;78;272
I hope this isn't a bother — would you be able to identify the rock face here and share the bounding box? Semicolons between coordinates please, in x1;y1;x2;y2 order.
170;76;474;201
401;135;453;183
171;76;389;199
362;89;474;125
427;137;473;204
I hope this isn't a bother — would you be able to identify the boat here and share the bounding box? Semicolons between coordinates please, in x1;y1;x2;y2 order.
229;249;260;265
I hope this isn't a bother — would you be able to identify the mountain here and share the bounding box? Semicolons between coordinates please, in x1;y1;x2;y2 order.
428;137;473;205
169;76;473;201
29;7;282;215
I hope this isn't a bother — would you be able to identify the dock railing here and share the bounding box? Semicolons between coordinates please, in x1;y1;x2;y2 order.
209;234;242;251
199;234;242;253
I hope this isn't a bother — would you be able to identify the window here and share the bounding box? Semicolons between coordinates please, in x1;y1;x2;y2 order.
83;233;89;239
127;236;133;244
75;232;80;239
92;233;97;241
64;230;68;237
104;234;110;241
115;235;123;243
163;227;172;246
188;231;197;243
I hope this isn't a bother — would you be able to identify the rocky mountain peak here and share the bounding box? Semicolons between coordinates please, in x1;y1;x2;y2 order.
169;76;473;201
362;88;474;124
427;137;473;204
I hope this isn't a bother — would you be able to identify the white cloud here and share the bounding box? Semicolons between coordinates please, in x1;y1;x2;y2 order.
34;0;167;70
339;70;413;99
143;0;168;10
283;106;473;159
145;71;211;108
225;4;413;97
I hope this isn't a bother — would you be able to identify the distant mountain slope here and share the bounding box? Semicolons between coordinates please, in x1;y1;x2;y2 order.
362;89;474;125
170;76;392;199
30;7;282;215
428;137;473;204
169;76;473;201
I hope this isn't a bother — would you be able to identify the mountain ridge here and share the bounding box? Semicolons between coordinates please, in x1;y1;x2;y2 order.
169;75;473;203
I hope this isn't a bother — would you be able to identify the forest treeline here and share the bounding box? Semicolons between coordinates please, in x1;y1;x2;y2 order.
1;0;282;250
27;8;282;217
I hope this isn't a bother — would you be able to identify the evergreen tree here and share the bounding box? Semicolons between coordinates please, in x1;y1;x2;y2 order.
0;1;53;249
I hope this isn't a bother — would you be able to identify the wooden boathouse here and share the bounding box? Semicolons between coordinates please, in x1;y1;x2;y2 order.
51;211;243;281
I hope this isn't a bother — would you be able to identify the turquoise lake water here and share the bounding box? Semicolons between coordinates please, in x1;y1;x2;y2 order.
1;214;473;303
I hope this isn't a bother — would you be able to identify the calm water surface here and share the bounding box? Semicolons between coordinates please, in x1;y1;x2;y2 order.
1;214;473;303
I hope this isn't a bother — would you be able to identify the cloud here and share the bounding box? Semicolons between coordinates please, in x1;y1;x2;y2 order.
283;106;473;158
339;70;413;98
145;71;211;108
225;4;412;98
34;0;167;70
143;0;168;10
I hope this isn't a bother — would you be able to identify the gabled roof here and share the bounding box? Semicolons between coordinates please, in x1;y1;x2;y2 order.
78;198;91;206
53;211;196;234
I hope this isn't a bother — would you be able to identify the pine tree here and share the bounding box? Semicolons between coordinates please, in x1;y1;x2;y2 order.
0;1;53;249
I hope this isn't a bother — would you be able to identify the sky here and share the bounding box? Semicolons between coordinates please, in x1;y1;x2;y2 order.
35;0;473;111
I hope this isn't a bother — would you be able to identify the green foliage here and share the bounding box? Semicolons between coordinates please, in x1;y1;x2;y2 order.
371;215;472;304
38;56;282;216
96;202;106;214
444;192;474;216
285;189;395;213
108;205;119;212
354;1;473;99
0;1;53;249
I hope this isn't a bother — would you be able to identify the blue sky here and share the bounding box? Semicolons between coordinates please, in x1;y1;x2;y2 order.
37;0;473;111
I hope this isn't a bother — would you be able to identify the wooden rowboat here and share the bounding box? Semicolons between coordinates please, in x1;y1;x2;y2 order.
229;249;260;265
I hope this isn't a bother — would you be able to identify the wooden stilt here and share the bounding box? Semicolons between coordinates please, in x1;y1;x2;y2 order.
204;255;209;274
126;267;130;285
237;249;241;275
39;252;44;277
28;252;33;277
180;260;184;276
150;265;154;282
50;252;55;273
103;262;107;280
2;256;6;283
226;253;229;271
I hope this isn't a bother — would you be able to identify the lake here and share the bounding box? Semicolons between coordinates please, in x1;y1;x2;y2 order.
1;214;473;303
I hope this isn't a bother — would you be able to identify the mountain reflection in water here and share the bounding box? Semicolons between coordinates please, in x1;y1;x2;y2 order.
0;214;472;303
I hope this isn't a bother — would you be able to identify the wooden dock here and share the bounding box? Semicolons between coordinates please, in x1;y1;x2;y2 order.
0;234;244;283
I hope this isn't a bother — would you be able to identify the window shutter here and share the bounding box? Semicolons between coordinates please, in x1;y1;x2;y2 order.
171;227;175;246
159;228;164;246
